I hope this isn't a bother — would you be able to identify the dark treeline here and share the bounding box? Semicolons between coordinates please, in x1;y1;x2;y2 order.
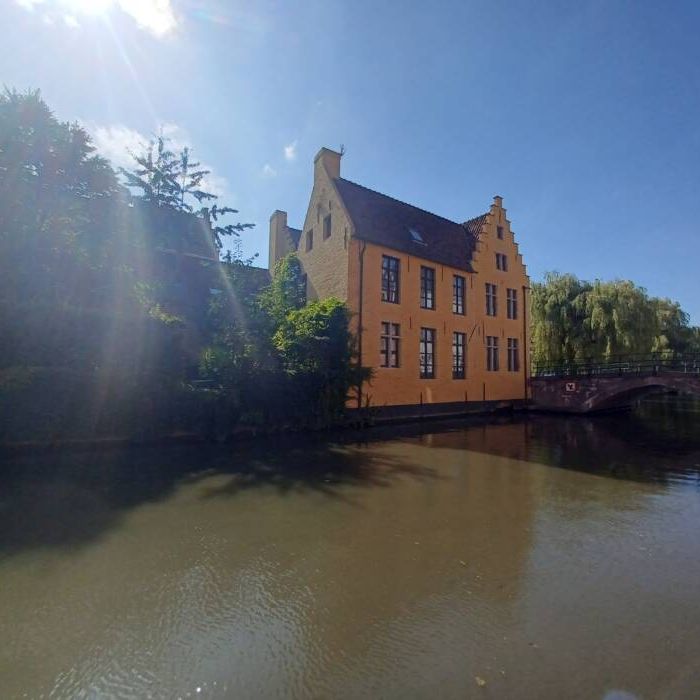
0;89;364;444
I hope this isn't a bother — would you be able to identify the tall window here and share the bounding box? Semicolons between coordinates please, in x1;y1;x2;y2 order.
420;327;436;378
306;229;313;251
420;266;436;309
380;322;400;368
486;283;497;316
507;338;520;372
486;336;499;371
496;253;508;271
497;225;504;239
323;214;332;240
453;275;465;315
381;255;400;303
452;332;466;379
507;288;518;319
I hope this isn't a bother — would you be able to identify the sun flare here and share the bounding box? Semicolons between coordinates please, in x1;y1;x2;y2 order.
61;0;114;16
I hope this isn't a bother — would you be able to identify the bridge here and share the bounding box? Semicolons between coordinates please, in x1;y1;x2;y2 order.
530;353;700;413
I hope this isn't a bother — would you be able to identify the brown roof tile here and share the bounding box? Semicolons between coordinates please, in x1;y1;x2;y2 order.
334;178;477;271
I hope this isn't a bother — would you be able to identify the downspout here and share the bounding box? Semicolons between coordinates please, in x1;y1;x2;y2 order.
357;240;367;409
522;284;530;405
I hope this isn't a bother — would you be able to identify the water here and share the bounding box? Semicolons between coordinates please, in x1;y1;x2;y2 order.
1;397;699;699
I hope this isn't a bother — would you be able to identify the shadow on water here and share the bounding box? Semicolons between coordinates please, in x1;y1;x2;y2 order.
0;437;439;559
0;395;697;559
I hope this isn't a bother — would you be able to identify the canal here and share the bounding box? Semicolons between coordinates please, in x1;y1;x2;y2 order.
1;397;699;699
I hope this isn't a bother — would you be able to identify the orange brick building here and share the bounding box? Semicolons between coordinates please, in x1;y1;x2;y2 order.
269;147;530;415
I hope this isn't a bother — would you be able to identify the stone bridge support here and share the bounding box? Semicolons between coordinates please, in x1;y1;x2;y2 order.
530;373;700;413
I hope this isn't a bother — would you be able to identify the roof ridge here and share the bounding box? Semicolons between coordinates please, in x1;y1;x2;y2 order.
337;177;479;228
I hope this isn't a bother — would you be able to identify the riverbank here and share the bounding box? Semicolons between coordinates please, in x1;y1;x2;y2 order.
0;399;529;456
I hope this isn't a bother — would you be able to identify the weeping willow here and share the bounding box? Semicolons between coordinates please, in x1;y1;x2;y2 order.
531;272;699;366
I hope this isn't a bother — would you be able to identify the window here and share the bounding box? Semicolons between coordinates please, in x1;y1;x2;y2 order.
306;229;313;251
381;255;400;303
453;275;465;315
486;283;497;316
507;338;520;372
380;322;401;368
486;336;499;371
452;332;466;379
409;227;426;245
420;327;436;378
323;214;332;240
496;253;508;271
420;266;436;309
507;288;518;320
497;225;504;240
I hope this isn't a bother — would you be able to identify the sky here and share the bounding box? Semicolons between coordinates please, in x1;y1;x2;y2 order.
2;0;699;322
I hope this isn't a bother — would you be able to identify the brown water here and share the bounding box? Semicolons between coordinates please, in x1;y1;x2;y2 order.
1;398;700;699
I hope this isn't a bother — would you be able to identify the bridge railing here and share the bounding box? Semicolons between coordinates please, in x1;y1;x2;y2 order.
532;353;700;379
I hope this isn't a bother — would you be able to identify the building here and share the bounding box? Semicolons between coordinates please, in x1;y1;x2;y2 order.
269;147;529;416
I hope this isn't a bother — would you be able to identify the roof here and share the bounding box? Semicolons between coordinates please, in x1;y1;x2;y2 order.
334;178;478;271
287;226;301;248
464;213;488;239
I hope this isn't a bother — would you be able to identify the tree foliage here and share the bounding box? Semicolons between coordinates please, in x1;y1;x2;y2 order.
120;133;254;250
531;272;700;365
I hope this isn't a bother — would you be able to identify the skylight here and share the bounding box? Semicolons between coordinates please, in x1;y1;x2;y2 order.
408;227;426;245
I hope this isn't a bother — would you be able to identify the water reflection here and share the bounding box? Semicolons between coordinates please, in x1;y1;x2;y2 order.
0;396;699;698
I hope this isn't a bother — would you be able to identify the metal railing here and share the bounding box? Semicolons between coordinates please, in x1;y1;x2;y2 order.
532;353;700;379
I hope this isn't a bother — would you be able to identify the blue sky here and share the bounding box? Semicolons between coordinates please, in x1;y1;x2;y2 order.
3;0;699;322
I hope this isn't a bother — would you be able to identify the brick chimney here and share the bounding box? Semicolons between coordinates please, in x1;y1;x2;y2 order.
314;147;342;179
269;210;289;271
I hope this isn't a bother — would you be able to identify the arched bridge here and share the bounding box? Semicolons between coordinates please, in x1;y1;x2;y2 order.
530;354;700;413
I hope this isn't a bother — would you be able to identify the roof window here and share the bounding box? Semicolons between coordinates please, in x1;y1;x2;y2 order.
408;227;426;245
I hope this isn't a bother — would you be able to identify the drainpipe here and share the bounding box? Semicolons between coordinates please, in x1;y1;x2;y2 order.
522;284;530;406
357;241;367;409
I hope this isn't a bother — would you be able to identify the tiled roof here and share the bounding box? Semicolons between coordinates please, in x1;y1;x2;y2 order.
464;213;488;239
334;178;477;271
287;227;301;247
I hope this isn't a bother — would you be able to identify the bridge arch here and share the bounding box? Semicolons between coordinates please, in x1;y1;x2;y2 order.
581;375;700;412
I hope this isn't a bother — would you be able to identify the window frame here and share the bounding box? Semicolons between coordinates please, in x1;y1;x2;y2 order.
381;255;400;304
452;274;466;315
420;265;436;310
306;228;314;252
452;331;466;379
486;335;499;372
486;283;498;316
380;322;401;368
497;225;504;240
496;252;508;271
506;287;518;320
419;327;436;379
323;214;332;240
507;337;520;372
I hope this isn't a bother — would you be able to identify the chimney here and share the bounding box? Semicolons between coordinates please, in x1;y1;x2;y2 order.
269;210;289;271
493;195;503;207
314;147;342;179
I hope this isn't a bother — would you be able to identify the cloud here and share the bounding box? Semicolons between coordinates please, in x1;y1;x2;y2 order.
63;13;79;27
261;164;277;178
284;140;298;161
88;121;229;199
115;0;176;37
13;0;177;38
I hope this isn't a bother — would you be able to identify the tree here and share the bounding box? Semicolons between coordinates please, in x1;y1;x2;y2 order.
257;254;306;327
531;272;699;366
120;133;253;252
0;87;123;306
